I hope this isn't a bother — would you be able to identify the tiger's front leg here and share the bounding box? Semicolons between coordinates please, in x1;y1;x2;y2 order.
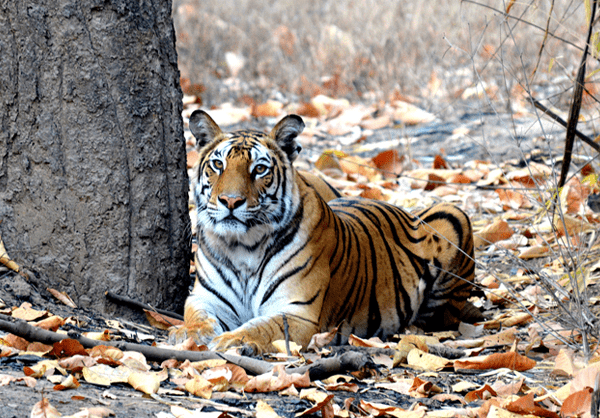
211;314;320;354
168;293;219;345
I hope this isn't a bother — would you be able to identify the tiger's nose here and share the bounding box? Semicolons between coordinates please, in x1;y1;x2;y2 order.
218;195;245;210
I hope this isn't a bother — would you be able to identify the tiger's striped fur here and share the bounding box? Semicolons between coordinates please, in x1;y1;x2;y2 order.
169;110;479;353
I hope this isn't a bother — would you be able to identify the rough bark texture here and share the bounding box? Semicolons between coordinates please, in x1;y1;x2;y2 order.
0;0;190;315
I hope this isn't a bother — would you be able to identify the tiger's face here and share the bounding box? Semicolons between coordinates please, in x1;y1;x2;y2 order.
189;110;305;242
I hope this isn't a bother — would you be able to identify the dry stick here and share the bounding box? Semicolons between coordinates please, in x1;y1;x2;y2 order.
0;314;269;375
281;314;292;356
0;314;372;380
558;0;598;189
532;99;600;153
105;291;184;321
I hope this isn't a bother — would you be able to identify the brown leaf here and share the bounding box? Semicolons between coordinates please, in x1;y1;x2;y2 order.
297;393;335;417
295;102;321;118
496;188;527;210
454;351;536;372
88;345;124;361
560;388;593;418
11;305;48;321
273;25;296;57
128;370;161;395
185;375;214;399
358;187;384;201
360;115;392;131
144;309;184;330
371;149;405;177
53;374;80;391
433;155;449;169
506;0;516;13
46;288;78;309
5;334;29;350
34;315;65;332
475;219;514;248
244;364;310;393
30;397;61;418
407;349;451;371
505;392;559;418
256;400;283;418
26;342;53;355
424;173;446;191
0;235;21;274
464;384;497;403
307;325;339;351
392;101;435;125
49;339;88;358
449;173;472;184
58;355;98;372
552;349;576;377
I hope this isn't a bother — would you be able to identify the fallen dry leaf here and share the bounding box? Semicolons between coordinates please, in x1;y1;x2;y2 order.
30;397;61;418
0;235;21;273
47;288;78;309
307;325;339;351
552;349;576;377
560;388;593;418
244;364;310;393
34;315;66;332
53;374;80;391
50;339;88;358
406;348;451;371
475;219;514;248
144;309;184;330
184;375;214;399
11;305;48;321
505;392;559;418
455;351;536;372
464;384;497;402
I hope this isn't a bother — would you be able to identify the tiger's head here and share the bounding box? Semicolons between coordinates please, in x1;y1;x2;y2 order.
188;110;305;244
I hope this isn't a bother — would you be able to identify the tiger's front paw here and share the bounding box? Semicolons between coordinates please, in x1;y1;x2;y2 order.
211;330;266;355
168;319;216;346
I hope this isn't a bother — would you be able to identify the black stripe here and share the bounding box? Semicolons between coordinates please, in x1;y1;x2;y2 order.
291;289;321;306
260;256;313;306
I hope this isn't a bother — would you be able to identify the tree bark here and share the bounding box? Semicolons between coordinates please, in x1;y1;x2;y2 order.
0;0;190;315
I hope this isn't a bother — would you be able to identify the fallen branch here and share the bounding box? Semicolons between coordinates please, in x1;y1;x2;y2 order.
105;291;184;321
0;313;267;374
292;350;377;381
0;314;375;380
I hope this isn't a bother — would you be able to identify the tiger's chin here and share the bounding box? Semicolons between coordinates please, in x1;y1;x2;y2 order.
207;220;275;247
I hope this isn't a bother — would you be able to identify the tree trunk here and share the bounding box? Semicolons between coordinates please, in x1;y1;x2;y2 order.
0;0;190;315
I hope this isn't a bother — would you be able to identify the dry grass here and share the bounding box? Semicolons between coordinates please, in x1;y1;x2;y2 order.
173;0;588;113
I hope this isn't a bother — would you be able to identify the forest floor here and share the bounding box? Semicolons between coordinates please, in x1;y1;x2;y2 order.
1;96;599;418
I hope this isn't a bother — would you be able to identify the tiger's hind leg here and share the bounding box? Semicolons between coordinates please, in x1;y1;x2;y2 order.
410;203;482;330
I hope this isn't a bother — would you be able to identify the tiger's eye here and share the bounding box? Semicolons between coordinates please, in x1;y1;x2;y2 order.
212;160;223;171
254;164;268;175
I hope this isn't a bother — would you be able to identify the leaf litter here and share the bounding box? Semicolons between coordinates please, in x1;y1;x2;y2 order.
2;93;600;417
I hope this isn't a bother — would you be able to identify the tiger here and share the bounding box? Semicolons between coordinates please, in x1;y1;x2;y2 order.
169;109;481;353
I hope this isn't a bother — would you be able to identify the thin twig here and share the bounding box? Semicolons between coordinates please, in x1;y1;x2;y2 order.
105;291;184;321
532;98;600;153
281;314;292;356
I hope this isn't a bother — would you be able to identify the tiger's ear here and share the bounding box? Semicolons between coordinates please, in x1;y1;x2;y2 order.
270;114;305;162
189;110;223;149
